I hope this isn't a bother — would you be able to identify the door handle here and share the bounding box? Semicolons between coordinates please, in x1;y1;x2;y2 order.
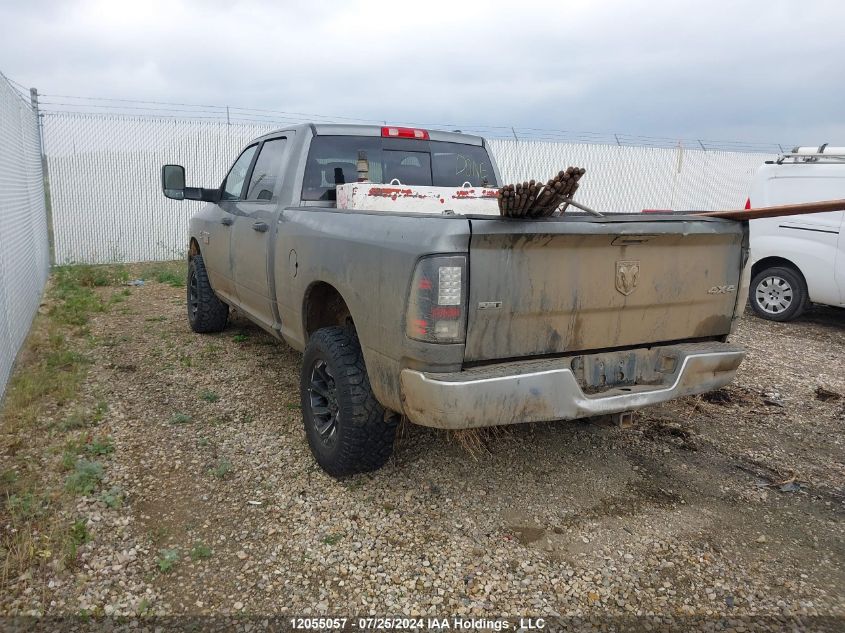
252;221;269;233
221;217;233;226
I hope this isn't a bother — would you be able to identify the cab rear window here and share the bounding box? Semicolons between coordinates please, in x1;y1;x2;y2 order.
301;136;496;201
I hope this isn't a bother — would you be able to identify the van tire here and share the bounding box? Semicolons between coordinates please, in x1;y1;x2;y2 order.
300;326;397;477
187;255;229;333
750;266;807;322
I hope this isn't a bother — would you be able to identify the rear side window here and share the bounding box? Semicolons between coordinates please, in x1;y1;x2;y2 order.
246;138;288;201
222;145;257;200
301;136;496;201
302;137;381;201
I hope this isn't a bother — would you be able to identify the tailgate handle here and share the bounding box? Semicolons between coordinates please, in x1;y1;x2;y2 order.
252;221;269;233
612;235;657;245
220;217;233;226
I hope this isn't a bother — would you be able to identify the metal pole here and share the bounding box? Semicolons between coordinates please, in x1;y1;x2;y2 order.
226;105;230;125
30;88;45;159
511;127;518;142
30;87;54;264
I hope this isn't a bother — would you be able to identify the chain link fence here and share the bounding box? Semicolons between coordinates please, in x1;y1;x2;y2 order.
0;76;50;400
41;113;773;264
490;140;772;214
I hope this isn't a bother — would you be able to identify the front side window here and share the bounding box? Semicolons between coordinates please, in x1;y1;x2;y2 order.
222;144;257;200
246;138;288;201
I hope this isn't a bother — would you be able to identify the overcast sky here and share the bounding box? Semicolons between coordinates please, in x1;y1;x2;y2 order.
1;0;843;147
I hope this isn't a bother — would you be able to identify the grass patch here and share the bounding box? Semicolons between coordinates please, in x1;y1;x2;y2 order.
154;270;184;287
6;492;49;521
156;548;180;573
65;460;104;495
63;519;91;568
170;412;192;425
60;409;92;431
146;261;187;288
232;333;249;343
211;458;233;479
199;390;219;403
85;436;114;456
92;400;108;421
189;542;213;561
322;534;342;546
55;264;129;288
99;486;124;509
137;598;152;616
0;262;176;589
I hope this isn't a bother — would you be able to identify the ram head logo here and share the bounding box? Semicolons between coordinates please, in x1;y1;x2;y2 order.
615;260;640;296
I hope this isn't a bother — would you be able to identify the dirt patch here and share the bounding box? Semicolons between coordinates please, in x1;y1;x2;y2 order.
1;275;844;622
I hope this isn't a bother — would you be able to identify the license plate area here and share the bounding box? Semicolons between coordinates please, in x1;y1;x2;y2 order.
570;348;677;394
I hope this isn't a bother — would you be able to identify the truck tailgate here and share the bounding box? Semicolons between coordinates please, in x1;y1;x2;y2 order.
464;216;745;362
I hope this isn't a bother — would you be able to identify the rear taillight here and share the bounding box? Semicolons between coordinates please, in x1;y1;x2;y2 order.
744;197;751;210
406;255;467;343
381;126;430;140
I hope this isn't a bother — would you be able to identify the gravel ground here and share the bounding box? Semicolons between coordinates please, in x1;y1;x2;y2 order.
2;279;844;628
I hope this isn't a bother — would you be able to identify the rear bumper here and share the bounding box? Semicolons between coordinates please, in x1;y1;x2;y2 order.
399;342;745;429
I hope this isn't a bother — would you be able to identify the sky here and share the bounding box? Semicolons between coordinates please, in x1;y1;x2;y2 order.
1;0;843;148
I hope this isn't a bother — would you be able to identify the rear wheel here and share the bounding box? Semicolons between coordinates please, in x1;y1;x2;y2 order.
187;255;229;333
300;326;398;477
750;266;807;322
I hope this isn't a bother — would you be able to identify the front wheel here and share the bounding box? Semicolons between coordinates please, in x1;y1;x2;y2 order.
187;254;229;333
300;327;398;477
750;266;807;322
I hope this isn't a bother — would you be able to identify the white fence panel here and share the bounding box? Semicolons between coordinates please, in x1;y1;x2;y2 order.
488;140;772;214
43;115;278;263
42;114;774;264
0;78;50;400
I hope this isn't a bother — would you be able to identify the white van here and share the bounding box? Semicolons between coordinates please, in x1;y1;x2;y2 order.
748;145;845;321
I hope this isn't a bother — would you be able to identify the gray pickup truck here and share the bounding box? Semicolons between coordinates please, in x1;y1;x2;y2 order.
161;124;748;476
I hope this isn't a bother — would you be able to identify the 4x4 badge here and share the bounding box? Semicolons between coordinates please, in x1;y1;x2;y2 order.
615;260;640;296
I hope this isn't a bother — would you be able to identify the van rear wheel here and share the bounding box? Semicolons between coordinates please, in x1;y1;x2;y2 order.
750;266;807;322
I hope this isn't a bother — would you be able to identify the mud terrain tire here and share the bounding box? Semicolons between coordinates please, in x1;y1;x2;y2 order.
187;254;229;333
301;326;398;477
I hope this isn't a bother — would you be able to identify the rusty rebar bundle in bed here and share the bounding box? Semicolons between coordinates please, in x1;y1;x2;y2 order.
496;167;586;218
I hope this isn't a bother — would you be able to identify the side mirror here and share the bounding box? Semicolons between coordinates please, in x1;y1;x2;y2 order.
162;164;186;200
161;165;222;203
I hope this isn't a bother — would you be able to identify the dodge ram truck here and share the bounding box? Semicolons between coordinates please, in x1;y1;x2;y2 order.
161;124;749;477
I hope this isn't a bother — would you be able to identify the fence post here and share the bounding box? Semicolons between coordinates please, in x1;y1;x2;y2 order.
30;87;54;264
29;88;45;159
